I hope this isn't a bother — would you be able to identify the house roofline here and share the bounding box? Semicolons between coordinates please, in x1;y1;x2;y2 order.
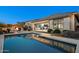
25;12;79;23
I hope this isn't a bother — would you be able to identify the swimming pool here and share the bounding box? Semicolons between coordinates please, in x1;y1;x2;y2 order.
3;34;66;53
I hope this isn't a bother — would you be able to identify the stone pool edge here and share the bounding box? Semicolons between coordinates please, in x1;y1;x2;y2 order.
37;32;79;53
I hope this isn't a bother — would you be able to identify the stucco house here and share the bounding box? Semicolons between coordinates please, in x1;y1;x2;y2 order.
48;12;79;31
25;12;79;32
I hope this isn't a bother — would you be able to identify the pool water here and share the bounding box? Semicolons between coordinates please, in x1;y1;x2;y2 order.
3;36;65;53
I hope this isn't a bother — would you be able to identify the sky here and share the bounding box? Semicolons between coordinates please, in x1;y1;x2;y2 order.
0;6;79;24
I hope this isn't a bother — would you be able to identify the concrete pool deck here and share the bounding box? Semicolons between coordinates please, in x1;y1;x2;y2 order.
0;35;4;53
0;31;79;53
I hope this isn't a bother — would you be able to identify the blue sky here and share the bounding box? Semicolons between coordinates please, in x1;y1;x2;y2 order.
0;6;79;24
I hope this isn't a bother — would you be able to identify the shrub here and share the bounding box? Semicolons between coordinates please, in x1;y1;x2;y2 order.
47;29;53;33
53;29;61;34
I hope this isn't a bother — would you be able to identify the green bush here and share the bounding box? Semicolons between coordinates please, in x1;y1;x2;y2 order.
47;29;53;33
53;29;61;34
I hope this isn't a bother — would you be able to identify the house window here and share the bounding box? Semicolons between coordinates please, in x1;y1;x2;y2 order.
53;19;63;30
35;23;49;30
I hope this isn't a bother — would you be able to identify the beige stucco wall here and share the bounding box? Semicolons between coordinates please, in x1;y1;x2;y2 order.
49;14;76;31
49;20;53;29
63;17;71;30
63;14;76;31
70;14;76;31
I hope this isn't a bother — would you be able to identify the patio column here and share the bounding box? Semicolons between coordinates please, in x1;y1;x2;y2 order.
70;14;76;31
32;23;35;31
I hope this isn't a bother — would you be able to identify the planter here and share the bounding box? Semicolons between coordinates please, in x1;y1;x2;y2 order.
51;33;64;37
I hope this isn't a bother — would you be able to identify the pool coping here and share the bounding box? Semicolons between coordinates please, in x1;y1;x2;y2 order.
37;32;79;53
0;35;4;53
0;31;79;53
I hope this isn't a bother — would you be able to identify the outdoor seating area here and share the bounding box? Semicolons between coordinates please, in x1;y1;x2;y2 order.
0;24;33;35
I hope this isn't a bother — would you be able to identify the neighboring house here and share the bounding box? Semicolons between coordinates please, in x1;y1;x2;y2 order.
25;21;32;26
25;12;79;32
25;21;33;30
11;24;22;31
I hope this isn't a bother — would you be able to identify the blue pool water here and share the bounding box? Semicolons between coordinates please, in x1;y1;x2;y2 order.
3;36;65;53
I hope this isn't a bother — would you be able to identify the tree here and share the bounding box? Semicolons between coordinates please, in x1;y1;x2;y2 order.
6;24;12;27
17;22;25;27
